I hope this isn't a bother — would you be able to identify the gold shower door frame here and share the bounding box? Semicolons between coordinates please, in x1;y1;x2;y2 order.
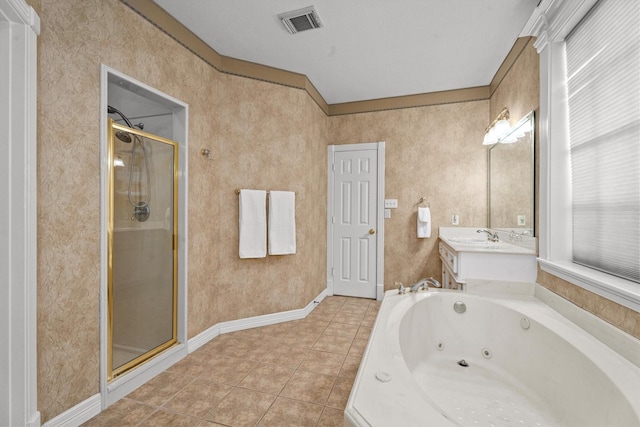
107;119;179;381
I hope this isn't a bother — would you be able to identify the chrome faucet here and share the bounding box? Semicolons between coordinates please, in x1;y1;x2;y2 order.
426;277;442;288
477;229;500;242
409;277;442;292
410;278;428;292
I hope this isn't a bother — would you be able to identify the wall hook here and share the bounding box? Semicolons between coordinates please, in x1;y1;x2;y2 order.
201;148;213;160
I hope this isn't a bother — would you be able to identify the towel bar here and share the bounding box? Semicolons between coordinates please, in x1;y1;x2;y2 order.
235;189;297;195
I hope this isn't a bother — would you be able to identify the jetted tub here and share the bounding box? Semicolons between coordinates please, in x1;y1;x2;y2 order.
345;282;640;426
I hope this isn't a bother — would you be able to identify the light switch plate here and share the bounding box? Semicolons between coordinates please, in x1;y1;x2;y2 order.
384;199;398;209
384;209;391;219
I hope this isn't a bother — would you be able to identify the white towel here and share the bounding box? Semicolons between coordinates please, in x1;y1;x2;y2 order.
268;191;296;255
417;207;431;238
239;189;267;258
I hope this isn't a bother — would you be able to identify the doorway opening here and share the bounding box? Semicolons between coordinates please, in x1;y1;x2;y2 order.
100;65;188;408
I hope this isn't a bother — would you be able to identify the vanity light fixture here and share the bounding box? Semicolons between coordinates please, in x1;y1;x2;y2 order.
482;107;511;145
501;118;531;144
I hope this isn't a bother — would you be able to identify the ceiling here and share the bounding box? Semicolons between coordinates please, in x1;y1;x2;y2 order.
152;0;539;105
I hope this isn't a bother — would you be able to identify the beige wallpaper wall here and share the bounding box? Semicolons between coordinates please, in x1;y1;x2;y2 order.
490;39;640;340
29;2;638;423
34;0;327;421
329;101;489;287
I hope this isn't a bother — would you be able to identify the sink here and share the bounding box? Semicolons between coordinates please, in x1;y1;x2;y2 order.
443;237;534;253
447;238;497;245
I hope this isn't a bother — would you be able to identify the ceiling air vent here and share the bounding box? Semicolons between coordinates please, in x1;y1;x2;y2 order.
278;6;323;34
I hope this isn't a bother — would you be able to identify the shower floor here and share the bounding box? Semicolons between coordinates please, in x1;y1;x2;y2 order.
413;358;560;427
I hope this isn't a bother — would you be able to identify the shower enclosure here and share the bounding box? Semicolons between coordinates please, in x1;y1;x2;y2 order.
107;117;178;380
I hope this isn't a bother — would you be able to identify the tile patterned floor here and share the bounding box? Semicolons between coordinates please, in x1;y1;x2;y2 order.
84;296;380;427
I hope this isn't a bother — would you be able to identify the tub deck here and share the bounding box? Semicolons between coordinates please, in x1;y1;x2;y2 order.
345;282;640;427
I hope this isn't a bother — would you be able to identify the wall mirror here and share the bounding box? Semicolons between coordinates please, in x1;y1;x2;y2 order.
488;110;535;235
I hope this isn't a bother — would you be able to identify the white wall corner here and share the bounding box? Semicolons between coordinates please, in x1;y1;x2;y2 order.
0;1;40;426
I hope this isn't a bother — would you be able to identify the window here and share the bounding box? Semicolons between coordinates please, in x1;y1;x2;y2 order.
529;0;640;311
565;0;640;283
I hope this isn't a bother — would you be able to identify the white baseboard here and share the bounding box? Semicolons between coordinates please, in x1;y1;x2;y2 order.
42;393;101;427
26;411;41;427
42;290;328;426
105;344;187;408
188;288;328;353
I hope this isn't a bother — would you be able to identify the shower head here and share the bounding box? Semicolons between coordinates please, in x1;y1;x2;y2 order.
115;130;132;143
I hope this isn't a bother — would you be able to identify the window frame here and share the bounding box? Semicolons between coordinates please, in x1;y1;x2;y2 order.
524;0;640;312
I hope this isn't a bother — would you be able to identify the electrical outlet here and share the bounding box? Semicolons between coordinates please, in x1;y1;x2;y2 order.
517;215;526;226
384;199;398;209
451;214;460;226
384;209;391;219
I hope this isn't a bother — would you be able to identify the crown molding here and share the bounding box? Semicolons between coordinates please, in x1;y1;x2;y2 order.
3;0;40;33
489;37;532;97
520;0;598;52
121;0;532;116
328;86;490;116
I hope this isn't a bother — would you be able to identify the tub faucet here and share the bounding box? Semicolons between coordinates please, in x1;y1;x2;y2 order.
410;277;441;292
410;279;428;292
426;277;442;288
477;229;500;242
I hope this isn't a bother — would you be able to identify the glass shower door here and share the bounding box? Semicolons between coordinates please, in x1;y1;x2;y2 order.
107;119;178;380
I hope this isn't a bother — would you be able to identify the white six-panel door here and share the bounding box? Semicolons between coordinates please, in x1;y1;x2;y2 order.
328;143;384;299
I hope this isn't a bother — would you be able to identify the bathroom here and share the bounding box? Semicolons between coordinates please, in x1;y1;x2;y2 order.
2;0;639;425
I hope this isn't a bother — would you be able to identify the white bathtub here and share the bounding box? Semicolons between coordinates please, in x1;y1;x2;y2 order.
345;282;640;427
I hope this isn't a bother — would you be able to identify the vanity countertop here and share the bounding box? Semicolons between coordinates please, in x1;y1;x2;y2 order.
439;227;536;255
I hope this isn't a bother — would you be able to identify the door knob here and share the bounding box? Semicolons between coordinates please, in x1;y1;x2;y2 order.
369;229;376;235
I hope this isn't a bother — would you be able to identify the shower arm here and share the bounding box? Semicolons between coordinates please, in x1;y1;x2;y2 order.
107;105;134;129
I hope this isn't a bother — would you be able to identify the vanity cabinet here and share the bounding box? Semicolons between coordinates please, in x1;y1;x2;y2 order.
439;243;464;289
438;239;537;289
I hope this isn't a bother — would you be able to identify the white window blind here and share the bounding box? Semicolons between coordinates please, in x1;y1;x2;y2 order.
566;0;640;283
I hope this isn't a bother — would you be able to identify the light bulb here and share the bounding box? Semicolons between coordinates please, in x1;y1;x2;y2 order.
483;131;498;145
493;119;511;141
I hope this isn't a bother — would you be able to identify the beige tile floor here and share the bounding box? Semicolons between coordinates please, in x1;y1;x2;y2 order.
84;296;380;427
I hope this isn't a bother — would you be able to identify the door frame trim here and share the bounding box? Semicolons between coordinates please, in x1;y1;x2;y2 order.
327;142;385;300
0;1;40;425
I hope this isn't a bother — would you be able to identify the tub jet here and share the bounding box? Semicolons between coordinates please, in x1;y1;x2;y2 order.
457;359;469;367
